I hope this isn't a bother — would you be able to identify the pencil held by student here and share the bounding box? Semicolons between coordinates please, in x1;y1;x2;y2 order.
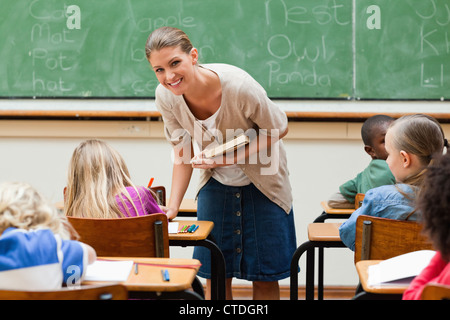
0;182;96;290
402;150;450;300
327;115;395;209
64;139;164;218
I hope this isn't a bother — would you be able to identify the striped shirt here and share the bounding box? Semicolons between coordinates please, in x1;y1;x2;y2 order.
0;227;89;290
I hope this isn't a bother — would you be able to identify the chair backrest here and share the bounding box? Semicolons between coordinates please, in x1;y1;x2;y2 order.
0;284;128;300
68;213;169;258
421;283;450;300
150;186;166;206
354;193;365;209
354;215;433;263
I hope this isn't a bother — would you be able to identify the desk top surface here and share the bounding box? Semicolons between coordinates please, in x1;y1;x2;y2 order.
84;257;201;292
178;198;197;213
356;260;409;295
320;201;355;214
169;220;214;241
308;223;342;242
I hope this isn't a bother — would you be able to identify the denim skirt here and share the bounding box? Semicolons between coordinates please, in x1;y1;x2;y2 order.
193;178;297;281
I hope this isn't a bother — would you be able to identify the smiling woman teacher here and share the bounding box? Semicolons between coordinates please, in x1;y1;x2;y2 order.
145;27;296;300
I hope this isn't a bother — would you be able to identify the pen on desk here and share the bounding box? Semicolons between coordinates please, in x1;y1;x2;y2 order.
135;263;138;274
187;224;196;233
162;269;170;281
191;225;199;233
147;177;154;188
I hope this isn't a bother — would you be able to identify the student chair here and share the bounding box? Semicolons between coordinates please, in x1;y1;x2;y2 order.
353;215;434;300
150;186;166;206
0;284;128;300
354;215;433;264
68;213;170;258
421;283;450;300
354;193;365;209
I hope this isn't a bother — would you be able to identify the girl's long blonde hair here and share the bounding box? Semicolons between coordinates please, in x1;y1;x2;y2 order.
389;114;446;187
64;139;144;218
0;182;75;239
388;114;446;220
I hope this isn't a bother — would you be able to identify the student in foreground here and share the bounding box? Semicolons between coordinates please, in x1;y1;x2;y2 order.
0;182;96;290
339;114;447;250
402;151;450;300
146;27;296;300
328;115;395;208
64;139;164;218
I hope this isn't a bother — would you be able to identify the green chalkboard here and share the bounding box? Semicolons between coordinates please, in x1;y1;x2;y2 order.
0;0;447;100
0;0;353;99
355;0;449;99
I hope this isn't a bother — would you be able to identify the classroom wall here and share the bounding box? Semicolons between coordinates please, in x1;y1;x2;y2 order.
1;118;449;288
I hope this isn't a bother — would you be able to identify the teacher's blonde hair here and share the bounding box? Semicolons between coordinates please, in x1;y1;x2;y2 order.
145;26;194;60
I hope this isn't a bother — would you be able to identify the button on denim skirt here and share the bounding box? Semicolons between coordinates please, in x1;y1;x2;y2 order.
193;178;297;281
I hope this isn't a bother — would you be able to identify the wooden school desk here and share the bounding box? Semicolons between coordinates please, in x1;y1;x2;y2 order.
353;260;407;300
169;219;226;300
290;223;346;300
177;198;198;217
313;201;354;222
84;257;202;300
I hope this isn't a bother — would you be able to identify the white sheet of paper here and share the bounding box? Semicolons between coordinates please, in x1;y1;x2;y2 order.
368;250;435;286
168;222;179;234
84;260;134;282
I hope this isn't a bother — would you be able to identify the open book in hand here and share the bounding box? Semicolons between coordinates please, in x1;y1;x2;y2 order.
367;250;436;286
197;134;250;160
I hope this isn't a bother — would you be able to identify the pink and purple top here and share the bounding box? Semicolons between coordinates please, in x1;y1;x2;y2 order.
115;186;164;217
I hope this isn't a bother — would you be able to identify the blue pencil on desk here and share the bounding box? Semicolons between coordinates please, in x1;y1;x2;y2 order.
191;225;199;233
162;269;170;281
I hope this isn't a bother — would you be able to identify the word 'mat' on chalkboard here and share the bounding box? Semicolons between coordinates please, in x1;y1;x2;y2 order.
0;0;448;100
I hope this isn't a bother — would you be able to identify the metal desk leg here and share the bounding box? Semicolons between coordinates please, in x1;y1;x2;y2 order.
318;247;324;300
305;246;315;300
290;240;347;300
170;235;226;300
290;241;313;300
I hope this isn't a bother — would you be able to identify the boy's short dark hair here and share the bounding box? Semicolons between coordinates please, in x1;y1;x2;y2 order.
361;115;394;146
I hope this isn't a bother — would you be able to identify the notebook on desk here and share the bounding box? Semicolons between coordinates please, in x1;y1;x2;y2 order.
367;250;436;286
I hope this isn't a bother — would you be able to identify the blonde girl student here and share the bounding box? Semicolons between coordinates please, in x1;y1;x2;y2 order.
64;139;163;218
0;182;96;290
339;114;447;251
145;26;296;300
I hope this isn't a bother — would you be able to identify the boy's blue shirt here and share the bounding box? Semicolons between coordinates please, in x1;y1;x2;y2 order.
0;227;87;290
339;184;419;251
